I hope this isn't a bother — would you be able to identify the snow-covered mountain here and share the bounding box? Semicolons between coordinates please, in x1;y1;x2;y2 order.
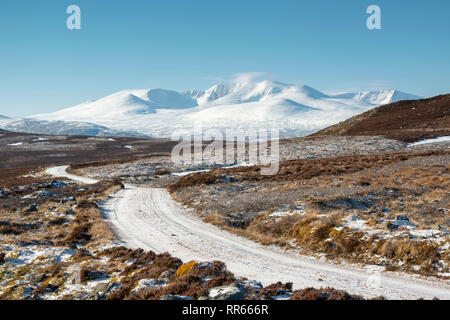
7;79;421;138
43;89;198;119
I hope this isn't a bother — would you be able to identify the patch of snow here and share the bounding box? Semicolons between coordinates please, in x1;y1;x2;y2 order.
131;279;167;293
343;216;368;231
409;229;442;238
32;137;49;141
270;205;306;217
241;280;263;290
408;136;450;147
171;169;211;177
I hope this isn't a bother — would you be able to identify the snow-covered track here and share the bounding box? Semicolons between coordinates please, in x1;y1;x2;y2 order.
100;185;450;300
44;166;450;299
45;165;99;184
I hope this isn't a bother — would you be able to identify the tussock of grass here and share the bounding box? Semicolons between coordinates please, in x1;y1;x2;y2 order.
290;287;366;300
176;261;197;277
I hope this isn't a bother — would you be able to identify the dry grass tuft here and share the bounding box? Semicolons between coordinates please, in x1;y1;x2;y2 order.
290;287;365;300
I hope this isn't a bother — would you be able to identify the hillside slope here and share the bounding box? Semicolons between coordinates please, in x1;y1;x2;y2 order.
313;94;450;142
0;118;148;137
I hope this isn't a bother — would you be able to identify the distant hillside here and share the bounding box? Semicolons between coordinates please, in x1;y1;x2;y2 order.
313;94;450;142
0;118;148;137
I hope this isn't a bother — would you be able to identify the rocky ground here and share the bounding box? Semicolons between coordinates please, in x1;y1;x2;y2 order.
70;135;408;185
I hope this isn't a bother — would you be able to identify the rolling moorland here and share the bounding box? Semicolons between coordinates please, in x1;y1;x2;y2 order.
0;94;449;300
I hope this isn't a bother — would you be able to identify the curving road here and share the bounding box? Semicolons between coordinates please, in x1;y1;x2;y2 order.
47;166;450;300
45;165;99;184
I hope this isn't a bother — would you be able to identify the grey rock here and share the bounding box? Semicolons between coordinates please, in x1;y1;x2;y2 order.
160;294;194;300
386;222;399;232
65;209;77;215
158;270;175;280
61;196;76;204
50;180;68;188
36;190;58;198
25;204;38;213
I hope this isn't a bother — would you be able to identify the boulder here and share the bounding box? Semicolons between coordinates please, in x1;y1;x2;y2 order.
199;283;247;300
65;209;77;215
386;222;399;232
0;190;9;198
50;180;68;188
61;196;76;204
158;270;175;280
25;204;38;213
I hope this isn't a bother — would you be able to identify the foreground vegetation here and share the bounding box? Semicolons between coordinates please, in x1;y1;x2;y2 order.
171;150;450;277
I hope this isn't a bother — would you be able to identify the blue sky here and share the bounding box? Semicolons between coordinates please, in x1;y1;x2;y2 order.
0;0;449;117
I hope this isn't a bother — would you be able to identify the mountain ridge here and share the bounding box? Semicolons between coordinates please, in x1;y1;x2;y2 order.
2;79;423;138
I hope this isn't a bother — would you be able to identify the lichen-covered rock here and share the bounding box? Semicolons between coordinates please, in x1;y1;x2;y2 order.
176;261;197;277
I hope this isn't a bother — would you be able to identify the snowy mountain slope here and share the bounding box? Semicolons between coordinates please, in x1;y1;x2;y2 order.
185;98;319;123
330;90;421;106
30;79;422;138
0;115;9;119
41;89;198;121
183;81;330;106
0;117;148;137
